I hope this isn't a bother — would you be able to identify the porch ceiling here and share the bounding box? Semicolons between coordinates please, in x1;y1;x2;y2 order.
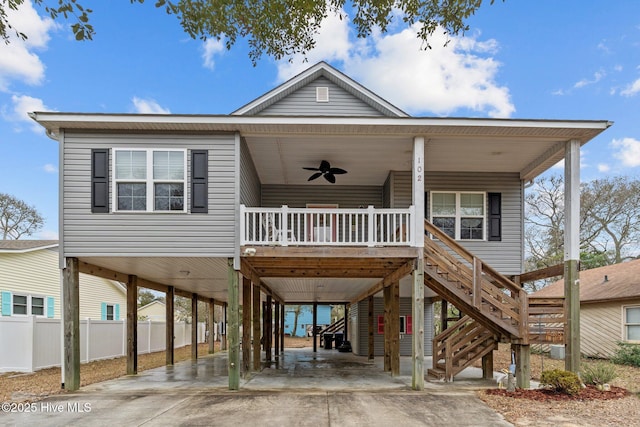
80;247;431;305
32;113;611;184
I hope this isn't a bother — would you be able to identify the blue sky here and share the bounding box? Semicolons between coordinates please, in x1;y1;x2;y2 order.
1;0;640;239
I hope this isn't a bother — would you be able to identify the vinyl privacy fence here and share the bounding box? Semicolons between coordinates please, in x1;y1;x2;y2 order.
0;316;207;373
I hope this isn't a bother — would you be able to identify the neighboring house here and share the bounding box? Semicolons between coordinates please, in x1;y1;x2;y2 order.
531;259;640;358
0;240;126;320
31;61;610;389
284;305;331;337
138;300;167;321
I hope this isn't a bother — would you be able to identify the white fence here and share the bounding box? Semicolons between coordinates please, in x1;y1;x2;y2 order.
0;316;207;373
241;205;415;247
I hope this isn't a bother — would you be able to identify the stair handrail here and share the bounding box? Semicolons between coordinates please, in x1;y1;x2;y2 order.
424;219;529;340
424;220;522;294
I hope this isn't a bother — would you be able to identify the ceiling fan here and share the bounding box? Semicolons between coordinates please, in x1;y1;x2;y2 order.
303;160;347;184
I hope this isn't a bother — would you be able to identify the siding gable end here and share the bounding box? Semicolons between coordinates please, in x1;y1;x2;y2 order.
233;62;407;117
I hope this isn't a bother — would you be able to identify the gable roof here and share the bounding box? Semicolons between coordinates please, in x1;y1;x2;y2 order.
0;240;58;253
139;300;165;311
531;259;640;303
232;62;408;117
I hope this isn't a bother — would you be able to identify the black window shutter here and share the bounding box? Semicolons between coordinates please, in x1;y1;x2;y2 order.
191;150;208;213
487;192;502;241
91;149;109;213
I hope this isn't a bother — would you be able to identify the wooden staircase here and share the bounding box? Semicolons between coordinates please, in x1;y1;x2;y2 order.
423;220;529;381
318;317;345;346
428;315;498;381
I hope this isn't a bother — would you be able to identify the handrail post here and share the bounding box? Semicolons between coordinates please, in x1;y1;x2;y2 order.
367;205;375;247
240;204;246;245
473;257;482;309
281;205;289;247
409;206;415;245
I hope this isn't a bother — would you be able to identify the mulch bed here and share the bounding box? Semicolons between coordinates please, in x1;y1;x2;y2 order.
485;385;630;402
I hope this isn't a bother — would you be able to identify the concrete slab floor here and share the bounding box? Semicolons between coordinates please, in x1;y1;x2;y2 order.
0;348;513;427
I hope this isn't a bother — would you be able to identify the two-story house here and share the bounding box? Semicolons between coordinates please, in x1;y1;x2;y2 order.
31;62;610;391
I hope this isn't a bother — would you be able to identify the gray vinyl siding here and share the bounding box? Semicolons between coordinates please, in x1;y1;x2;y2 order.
239;138;261;206
389;171;412;208
354;297;432;357
258;77;386;117
425;172;523;275
349;302;360;355
383;174;391;208
261;185;383;208
62;132;236;257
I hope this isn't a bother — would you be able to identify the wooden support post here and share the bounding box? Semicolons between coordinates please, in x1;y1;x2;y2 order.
274;301;280;359
208;298;215;354
482;351;494;380
166;286;175;365
221;304;227;350
280;304;285;354
390;281;400;376
252;284;261;370
313;302;318;353
412;254;424;390
63;257;80;391
227;259;240;390
368;296;374;361
191;293;198;361
512;344;531;389
127;275;138;375
343;303;348;339
242;277;251;377
564;139;581;374
265;295;272;362
440;300;448;334
383;285;391;372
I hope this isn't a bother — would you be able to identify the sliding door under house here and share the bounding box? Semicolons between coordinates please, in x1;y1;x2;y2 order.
31;62;611;391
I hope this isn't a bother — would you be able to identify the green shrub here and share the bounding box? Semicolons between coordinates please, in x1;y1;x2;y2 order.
611;342;640;367
540;369;582;395
581;362;617;385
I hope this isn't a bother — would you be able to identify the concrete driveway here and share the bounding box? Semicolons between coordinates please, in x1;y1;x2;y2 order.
0;349;512;427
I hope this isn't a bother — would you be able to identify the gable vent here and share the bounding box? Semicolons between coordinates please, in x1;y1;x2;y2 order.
316;86;329;102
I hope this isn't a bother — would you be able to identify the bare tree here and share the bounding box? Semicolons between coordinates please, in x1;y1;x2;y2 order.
0;193;44;240
581;176;640;264
525;175;640;287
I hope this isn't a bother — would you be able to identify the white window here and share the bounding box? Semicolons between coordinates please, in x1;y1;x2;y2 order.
431;192;486;240
10;294;48;317
113;149;186;212
624;306;640;342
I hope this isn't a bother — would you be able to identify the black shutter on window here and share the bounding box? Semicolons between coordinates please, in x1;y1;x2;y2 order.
487;192;502;241
91;149;109;213
191;150;208;213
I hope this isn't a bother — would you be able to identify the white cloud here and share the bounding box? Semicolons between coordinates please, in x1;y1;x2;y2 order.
620;78;640;97
597;163;610;173
202;39;225;70
611;137;640;167
4;94;53;133
574;70;605;89
43;163;57;173
0;1;57;90
277;13;514;118
131;97;171;114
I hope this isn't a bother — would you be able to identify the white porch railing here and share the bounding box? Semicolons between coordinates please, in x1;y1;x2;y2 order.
240;205;415;247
